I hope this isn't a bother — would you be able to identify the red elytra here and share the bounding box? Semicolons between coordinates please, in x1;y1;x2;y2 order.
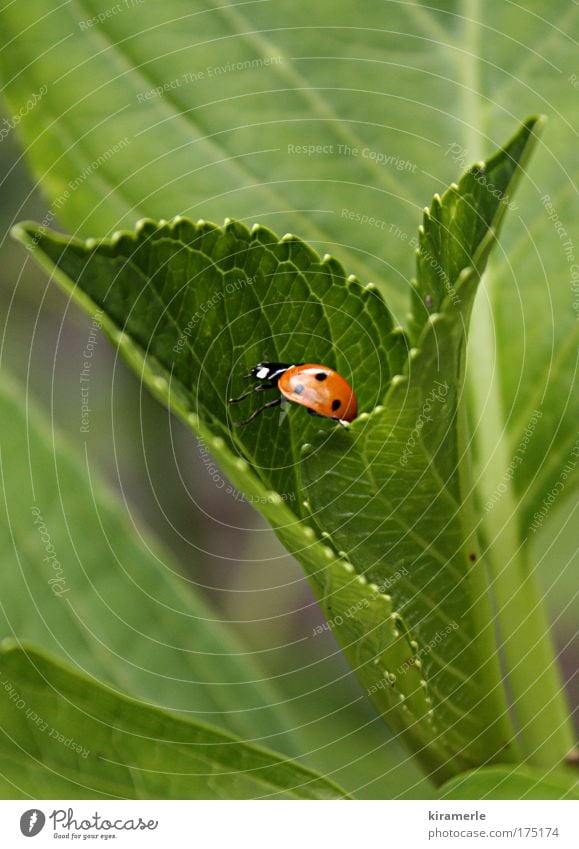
228;362;358;426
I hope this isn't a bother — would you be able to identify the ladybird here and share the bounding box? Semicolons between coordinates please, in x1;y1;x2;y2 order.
229;362;358;426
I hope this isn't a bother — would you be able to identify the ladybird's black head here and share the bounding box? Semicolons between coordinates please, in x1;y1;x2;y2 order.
246;362;293;383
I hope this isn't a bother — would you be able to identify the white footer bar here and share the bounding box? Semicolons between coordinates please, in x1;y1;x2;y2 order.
1;799;577;848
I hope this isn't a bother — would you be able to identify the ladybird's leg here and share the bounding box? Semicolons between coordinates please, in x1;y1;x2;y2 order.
308;408;340;422
232;397;282;426
228;382;277;404
306;408;346;426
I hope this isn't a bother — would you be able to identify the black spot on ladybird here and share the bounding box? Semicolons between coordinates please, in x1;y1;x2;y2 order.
315;372;328;381
294;383;305;395
332;399;342;411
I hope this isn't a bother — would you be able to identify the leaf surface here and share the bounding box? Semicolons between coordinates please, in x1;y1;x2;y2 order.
11;119;539;780
440;765;579;801
2;0;575;526
0;642;349;799
0;371;293;748
13;215;400;507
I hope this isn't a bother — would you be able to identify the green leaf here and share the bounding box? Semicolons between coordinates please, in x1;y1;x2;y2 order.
301;300;510;781
306;125;544;779
0;370;294;749
409;117;544;341
2;0;577;796
409;117;544;499
302;118;574;776
0;641;349;799
12;215;403;506
10;119;542;783
440;766;579;801
1;0;577;525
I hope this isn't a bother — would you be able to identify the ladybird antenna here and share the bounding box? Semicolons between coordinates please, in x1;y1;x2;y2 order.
228;383;278;404
228;388;254;403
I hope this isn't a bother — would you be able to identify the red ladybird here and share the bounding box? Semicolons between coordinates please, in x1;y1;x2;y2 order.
229;362;358;426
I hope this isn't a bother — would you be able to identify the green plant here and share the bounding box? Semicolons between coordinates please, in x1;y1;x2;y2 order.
0;1;576;800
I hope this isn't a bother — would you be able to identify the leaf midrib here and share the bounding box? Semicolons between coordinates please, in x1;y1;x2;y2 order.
4;656;344;797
